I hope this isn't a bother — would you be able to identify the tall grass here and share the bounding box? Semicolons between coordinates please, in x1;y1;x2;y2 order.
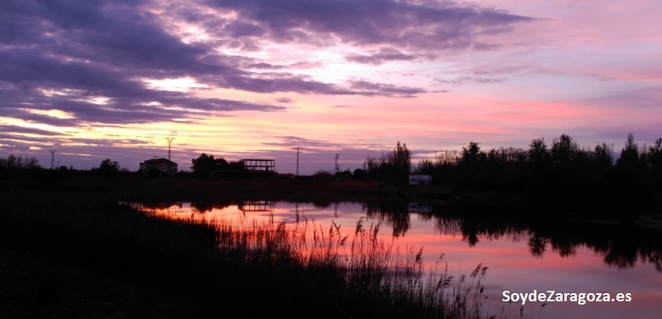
187;211;490;318
1;192;490;318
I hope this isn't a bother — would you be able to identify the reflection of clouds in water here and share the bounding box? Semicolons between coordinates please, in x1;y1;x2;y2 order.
274;202;367;226
134;200;662;274
132;200;662;318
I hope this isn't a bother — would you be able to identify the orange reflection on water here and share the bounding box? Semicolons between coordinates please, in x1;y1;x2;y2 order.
133;201;662;319
135;201;289;228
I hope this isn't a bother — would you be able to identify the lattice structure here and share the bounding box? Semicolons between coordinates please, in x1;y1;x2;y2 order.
239;159;276;173
238;200;274;212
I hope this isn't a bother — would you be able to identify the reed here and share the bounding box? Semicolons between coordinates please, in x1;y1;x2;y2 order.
196;212;490;318
1;192;489;318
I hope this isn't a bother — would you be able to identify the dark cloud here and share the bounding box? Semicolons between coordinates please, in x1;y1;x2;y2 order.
206;0;533;52
224;20;268;38
210;72;353;95
345;48;417;65
349;80;425;98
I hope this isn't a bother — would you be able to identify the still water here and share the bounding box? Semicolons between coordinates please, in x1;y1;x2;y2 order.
135;200;662;319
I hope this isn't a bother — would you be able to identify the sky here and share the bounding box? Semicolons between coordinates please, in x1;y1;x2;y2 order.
1;0;661;174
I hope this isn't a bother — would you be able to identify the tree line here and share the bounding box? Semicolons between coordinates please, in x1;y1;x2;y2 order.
0;155;126;177
364;134;662;217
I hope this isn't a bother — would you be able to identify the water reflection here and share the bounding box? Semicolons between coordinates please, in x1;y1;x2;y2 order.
357;199;661;272
136;199;662;273
133;199;661;319
420;204;662;273
238;200;274;212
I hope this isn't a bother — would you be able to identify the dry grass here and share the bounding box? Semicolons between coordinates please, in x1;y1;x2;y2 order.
1;172;489;318
187;212;491;319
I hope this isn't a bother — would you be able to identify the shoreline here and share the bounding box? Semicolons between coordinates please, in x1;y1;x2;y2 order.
2;171;661;318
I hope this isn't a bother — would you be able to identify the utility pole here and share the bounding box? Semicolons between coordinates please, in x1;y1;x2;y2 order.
335;154;340;174
166;137;174;161
292;147;302;176
49;149;57;170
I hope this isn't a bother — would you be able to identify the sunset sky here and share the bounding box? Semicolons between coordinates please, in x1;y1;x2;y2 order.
1;0;661;174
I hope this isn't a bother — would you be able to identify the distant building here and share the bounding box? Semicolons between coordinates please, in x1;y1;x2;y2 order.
239;159;276;174
140;158;178;176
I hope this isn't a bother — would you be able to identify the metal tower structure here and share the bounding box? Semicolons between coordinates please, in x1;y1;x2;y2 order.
49;149;57;170
166;137;174;161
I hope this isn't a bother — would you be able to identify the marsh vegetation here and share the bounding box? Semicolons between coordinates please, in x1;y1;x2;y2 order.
1;177;490;319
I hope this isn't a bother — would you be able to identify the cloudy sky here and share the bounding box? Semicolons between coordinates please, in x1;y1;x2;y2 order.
1;0;661;174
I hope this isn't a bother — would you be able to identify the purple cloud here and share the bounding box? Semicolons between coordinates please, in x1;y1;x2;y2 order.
349;80;425;98
1;0;434;132
205;0;533;52
345;48;417;65
435;76;507;85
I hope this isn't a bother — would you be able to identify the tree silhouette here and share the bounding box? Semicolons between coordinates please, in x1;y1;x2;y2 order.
0;155;40;170
617;134;643;170
390;141;411;184
528;138;551;170
551;134;578;168
460;141;483;167
191;153;228;177
592;143;613;170
364;141;412;184
374;134;661;216
96;159;120;176
645;139;662;171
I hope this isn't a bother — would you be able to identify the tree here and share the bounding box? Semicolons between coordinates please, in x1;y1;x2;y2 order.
0;154;40;170
363;141;412;184
550;134;579;167
528;138;550;167
97;159;120;176
191;153;228;177
390;141;411;179
459;141;484;167
352;168;366;179
647;138;662;172
592;143;613;170
616;133;644;171
192;153;214;177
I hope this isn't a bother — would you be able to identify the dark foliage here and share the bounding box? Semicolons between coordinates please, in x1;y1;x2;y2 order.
413;134;662;217
364;141;412;185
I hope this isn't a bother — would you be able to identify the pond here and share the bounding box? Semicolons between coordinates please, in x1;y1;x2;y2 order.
133;200;662;319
